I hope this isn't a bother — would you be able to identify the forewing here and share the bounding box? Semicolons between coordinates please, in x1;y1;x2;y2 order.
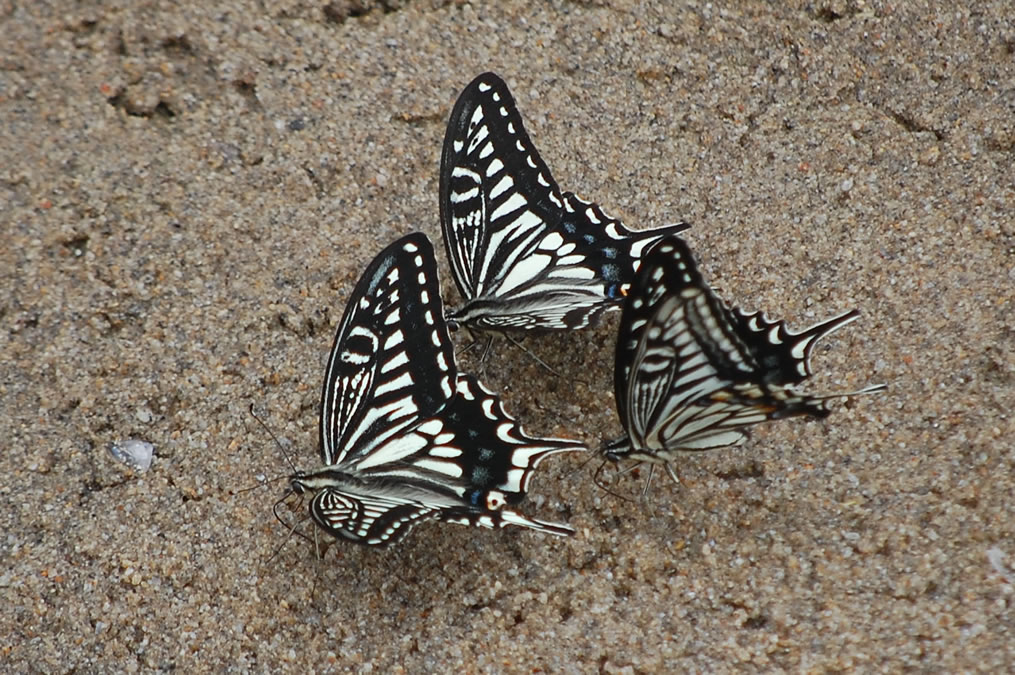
616;237;774;455
440;72;690;331
439;72;565;301
318;233;457;466
614;236;694;436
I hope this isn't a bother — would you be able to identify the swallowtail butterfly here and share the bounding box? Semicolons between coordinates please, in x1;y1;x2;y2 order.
606;235;885;479
439;72;690;332
288;233;583;546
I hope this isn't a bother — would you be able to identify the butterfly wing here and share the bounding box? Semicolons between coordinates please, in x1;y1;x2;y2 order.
305;485;444;547
430;375;581;536
303;374;582;545
614;236;880;463
439;72;564;304
296;233;581;546
730;307;861;385
439;72;689;331
318;232;457;467
614;238;763;456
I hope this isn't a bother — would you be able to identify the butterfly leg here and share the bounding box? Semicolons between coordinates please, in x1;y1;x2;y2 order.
592;459;635;502
641;464;657;500
502;333;563;378
664;463;683;486
456;334;484;356
313;525;323;560
266;503;303;567
614;460;642;478
454;333;496;376
480;334;496;364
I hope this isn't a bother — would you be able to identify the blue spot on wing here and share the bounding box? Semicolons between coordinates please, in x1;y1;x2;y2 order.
470;465;493;486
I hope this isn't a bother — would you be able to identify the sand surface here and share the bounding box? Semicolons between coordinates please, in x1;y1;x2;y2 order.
2;0;1013;671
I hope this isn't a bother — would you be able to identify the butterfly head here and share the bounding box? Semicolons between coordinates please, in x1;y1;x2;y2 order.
602;437;631;463
289;472;309;494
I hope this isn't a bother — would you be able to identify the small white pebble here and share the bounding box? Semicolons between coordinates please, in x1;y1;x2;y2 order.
987;547;1012;583
109;439;155;472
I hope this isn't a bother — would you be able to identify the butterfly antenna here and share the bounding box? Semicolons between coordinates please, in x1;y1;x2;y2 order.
234;474;288;496
501;333;563;378
249;403;299;475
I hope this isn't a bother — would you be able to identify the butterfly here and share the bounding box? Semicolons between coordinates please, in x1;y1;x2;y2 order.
439;72;690;332
287;233;583;546
606;235;885;483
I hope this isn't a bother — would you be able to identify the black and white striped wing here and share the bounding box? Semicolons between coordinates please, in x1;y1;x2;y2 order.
729;307;861;385
611;235;883;464
434;375;580;533
439;72;690;332
318;233;457;468
303;374;580;545
293;233;582;546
